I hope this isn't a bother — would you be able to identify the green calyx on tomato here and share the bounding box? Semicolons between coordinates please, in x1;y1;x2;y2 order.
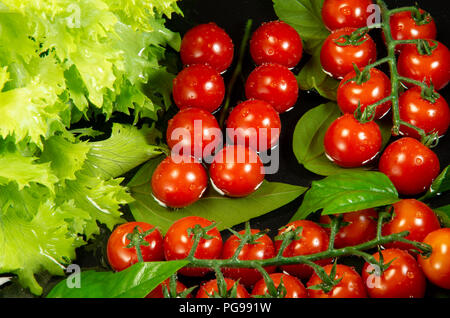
333;29;370;47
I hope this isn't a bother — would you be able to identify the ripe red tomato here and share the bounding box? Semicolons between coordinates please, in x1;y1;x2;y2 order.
151;155;208;208
180;22;234;73
166;107;222;160
321;0;374;31
337;67;392;119
226;99;281;152
323;114;382;168
275;220;330;280
107;222;164;272
397;40;450;91
378;137;440;196
320;27;377;79
146;278;192;298
245;63;298;113
172;64;225;113
307;264;367;298
362;248;426;298
164;216;223;277
320;209;378;249
209;144;265;197
418;228;450;290
249;20;303;69
382;199;441;250
399;86;450;139
195;278;249;298
251;273;309;298
221;228;276;287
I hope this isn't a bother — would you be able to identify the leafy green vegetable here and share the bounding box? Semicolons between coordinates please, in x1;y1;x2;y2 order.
434;205;450;228
419;165;450;201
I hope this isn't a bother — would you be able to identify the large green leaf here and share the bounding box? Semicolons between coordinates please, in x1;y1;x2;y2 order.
419;165;450;201
434;205;450;228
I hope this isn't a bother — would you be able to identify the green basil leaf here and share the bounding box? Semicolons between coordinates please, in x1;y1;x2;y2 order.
434;205;450;228
291;171;400;221
128;157;307;234
419;165;450;201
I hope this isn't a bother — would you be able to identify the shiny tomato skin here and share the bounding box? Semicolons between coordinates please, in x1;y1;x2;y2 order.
245;63;298;113
164;216;222;277
226;99;281;152
362;248;426;298
250;20;303;68
307;264;367;298
172;64;225;113
107;222;164;272
195;278;249;298
378;137;440;196
320;27;377;79
320;209;378;249
275;220;330;280
418;228;450;290
321;0;374;31
337;67;392;119
146;278;192;298
399;86;450;139
221;229;276;287
251;273;309;298
180;22;234;73
324;114;382;168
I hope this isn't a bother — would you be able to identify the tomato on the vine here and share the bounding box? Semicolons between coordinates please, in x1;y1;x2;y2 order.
146;278;192;298
195;278;249;298
251;273;309;298
321;0;374;31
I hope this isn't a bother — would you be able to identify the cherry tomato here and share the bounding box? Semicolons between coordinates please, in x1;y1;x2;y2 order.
195;278;249;298
321;0;374;31
320;209;378;249
166;107;222;160
378;137;440;196
307;264;367;298
382;199;440;251
221;228;276;287
164;216;223;277
362;248;426;298
226;99;281;152
337;67;392;119
245;63;298;113
320;27;377;79
418;228;450;290
397;40;450;91
209;144;265;197
180;22;234;73
275;220;330;280
251;273;309;298
250;20;303;69
146;278;192;298
151;155;208;208
107;222;164;272
399;86;450;139
323;114;382;168
172;64;225;113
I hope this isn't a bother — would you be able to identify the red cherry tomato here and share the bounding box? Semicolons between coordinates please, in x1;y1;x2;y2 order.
209;144;265;197
166;107;222;160
226;99;281;152
337;67;392;119
195;278;249;298
399;86;450;139
275;220;330;280
250;20;303;69
320;27;377;79
382;199;441;250
321;0;374;31
362;248;426;298
251;273;309;298
397;40;450;91
180;22;234;73
163;216;223;277
107;222;164;272
146;278;192;298
172;64;225;113
245;63;298;113
323;114;382;168
151;155;208;208
320;209;378;249
307;264;367;298
221;228;276;287
418;228;450;290
378;137;440;196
